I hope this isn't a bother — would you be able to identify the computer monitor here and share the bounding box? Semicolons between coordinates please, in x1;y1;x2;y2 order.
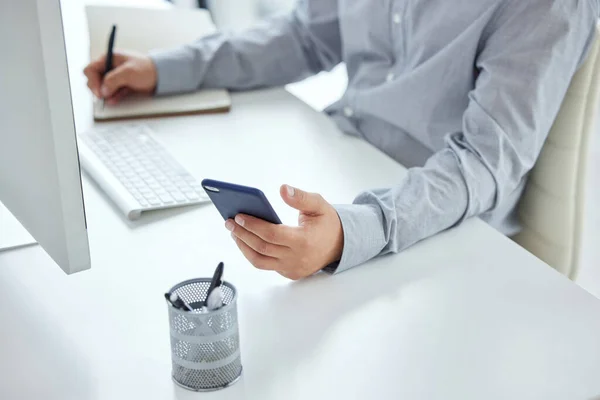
0;0;91;274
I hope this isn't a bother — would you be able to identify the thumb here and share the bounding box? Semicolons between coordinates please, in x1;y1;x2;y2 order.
280;184;327;214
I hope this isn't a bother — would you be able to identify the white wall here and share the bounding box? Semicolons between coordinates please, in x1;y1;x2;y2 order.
172;0;296;31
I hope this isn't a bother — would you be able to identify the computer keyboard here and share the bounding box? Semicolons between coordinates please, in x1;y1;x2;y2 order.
78;124;210;220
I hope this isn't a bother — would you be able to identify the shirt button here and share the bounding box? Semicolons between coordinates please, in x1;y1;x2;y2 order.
386;72;395;82
392;13;401;24
343;106;354;117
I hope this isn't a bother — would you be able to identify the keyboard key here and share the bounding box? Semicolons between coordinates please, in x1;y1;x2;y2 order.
184;191;200;200
144;193;159;201
158;193;174;204
145;195;161;205
172;192;186;203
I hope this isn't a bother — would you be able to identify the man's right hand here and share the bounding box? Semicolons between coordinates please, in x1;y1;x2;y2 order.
83;51;158;105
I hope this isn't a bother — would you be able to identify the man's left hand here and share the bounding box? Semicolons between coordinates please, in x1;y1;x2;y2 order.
225;185;344;280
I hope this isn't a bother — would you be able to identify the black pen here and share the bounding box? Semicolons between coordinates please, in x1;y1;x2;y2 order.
102;24;117;110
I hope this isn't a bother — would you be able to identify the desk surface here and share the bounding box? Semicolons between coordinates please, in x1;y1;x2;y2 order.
1;1;600;399
2;88;600;399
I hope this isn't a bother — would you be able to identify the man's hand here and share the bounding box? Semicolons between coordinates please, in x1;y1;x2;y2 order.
83;51;158;105
226;185;344;280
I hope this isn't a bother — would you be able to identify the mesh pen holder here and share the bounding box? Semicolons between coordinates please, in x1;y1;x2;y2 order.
167;278;242;391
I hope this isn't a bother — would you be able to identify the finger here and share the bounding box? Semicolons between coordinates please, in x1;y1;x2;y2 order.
226;220;289;258
87;79;102;99
83;55;107;98
85;51;129;74
232;234;280;271
101;65;133;98
106;87;131;105
233;214;299;246
84;54;107;75
280;185;327;215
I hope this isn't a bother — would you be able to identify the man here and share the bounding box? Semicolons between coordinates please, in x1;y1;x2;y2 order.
84;0;598;280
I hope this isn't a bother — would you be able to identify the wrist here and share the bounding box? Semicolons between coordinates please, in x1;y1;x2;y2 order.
325;210;344;266
147;57;158;95
148;47;196;95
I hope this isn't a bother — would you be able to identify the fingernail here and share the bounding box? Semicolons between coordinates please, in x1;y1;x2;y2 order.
225;220;234;232
93;89;100;98
234;215;245;226
286;185;295;197
101;86;109;97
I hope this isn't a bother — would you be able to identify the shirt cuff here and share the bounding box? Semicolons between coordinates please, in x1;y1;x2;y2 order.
325;204;387;274
148;48;197;96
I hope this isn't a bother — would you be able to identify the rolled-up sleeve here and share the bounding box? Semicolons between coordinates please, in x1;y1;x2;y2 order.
330;0;597;273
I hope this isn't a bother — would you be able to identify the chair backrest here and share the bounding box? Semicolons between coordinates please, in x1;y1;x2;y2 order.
513;23;600;279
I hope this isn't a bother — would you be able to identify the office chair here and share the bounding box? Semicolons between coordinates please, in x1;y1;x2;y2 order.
513;23;600;280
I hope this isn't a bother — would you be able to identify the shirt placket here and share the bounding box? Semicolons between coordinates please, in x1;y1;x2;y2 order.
386;0;403;83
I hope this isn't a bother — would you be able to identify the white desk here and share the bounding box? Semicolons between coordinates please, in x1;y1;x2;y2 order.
2;1;600;399
2;89;600;400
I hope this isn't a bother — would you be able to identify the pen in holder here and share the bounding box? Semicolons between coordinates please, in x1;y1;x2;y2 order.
166;278;242;391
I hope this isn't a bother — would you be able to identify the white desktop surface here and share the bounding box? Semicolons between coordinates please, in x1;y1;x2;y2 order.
0;203;36;252
1;1;600;399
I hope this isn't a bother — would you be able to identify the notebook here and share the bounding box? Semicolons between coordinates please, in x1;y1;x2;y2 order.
85;5;231;121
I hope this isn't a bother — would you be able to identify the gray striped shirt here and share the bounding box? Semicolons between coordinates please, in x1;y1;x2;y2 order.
150;0;598;273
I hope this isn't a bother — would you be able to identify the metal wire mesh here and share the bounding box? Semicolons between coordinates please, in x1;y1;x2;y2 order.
167;279;242;391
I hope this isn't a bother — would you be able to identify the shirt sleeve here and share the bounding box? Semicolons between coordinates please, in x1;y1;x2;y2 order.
148;0;341;95
330;0;598;273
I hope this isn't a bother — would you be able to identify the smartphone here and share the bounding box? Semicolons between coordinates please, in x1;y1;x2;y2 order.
201;179;282;224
